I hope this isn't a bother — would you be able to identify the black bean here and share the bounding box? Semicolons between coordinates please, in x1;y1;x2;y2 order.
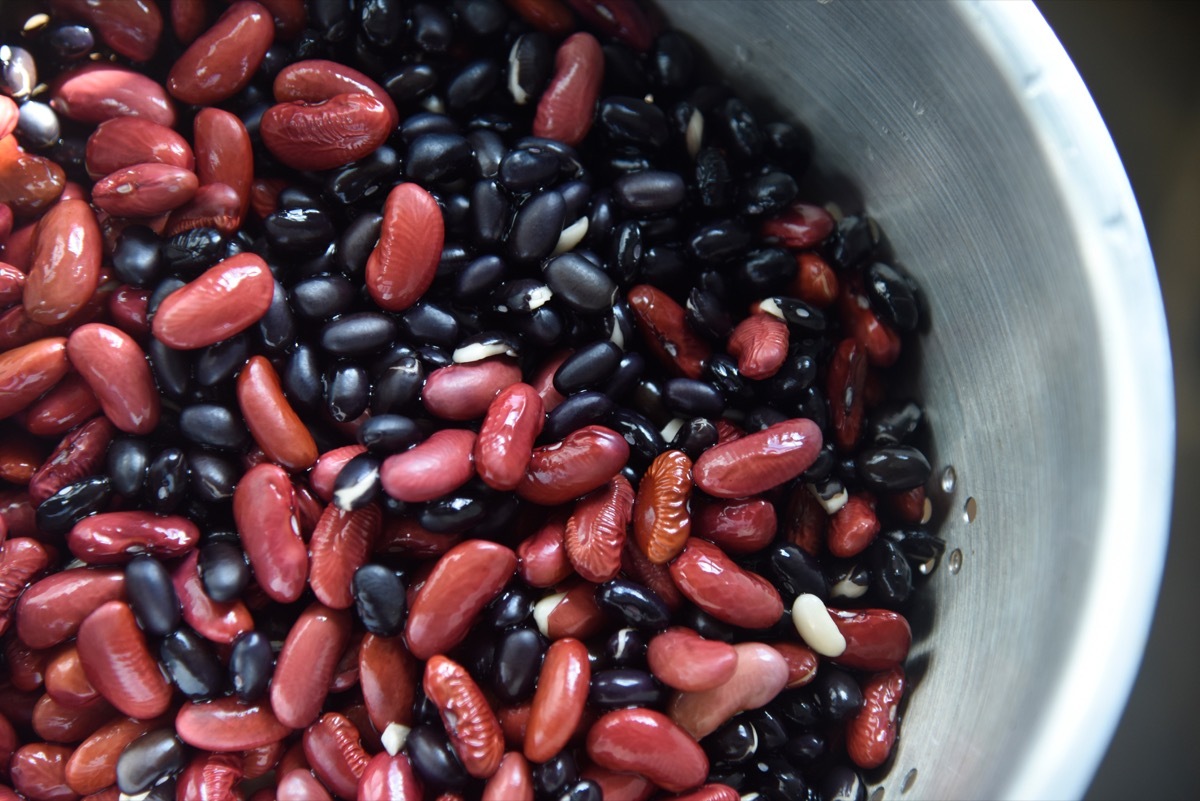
586;189;617;248
46;24;95;60
869;538;914;605
35;476;111;536
282;344;323;410
602;43;649;97
453;331;519;363
410;3;454;52
319;313;397;357
629;377;671;428
557;780;603;801
179;405;247;451
551;341;620;395
812;666;864;723
295;242;339;280
484;584;535;629
407;132;474;184
866;261;920;333
407;725;467;792
513;305;565;347
507;32;552;105
749;708;788;752
466;180;509;249
358;415;423;454
198;541;249;603
290;274;356;320
612;170;685;215
533;752;578;799
417;487;489;533
253;281;294;356
695;147;733;209
263;206;334;255
602;627;647;668
602;220;640;286
327;453;380;511
865;400;922;447
782;732;826;765
764;121;813;175
352;564;406;636
493;279;553;315
670;417;718;461
325;363;371;423
372;355;424;414
589;669;663;709
383;63;438;103
146;338;191;402
651;31;695;93
704;718;759;764
229;630;274;703
830;214;879;269
740;171;799;217
492;627;546;703
603;352;644;403
731;250;793;300
543;391;615;442
688;219;752;262
499;148;560;195
0;45;35;100
663;378;725;419
359;0;403;46
108;438;152;498
543;252;617;313
753;757;807;801
597;97;670;149
159;627;223;700
162;228;225;276
719;97;764;161
325;146;400;206
194;335;248;388
822;765;868;801
398;302;459;349
678;605;736;643
145;448;189;515
766;544;829;604
606;407;666;467
148;278;187;319
125;555;181;637
746;406;789;433
508;190;566;264
116;729;185;795
112;226;163;288
885;528;946;575
595;579;670;631
447;59;501;110
858;445;931;492
827;559;871;601
454;255;505;301
335;214;382;278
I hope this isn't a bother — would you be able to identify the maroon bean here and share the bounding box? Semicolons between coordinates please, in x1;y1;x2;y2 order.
309;503;382;610
9;742;76;801
67;511;199;564
92;163;198;217
0;538;51;637
475;383;546;491
66;324;160;435
84;117;193;180
274;59;399;128
271;602;353;729
692;417;822;498
380;429;476;504
261;93;392;172
167;1;275;105
533;33;604;147
516;425;630;506
51;63;176;126
176;698;291;751
76;600;172;719
302;712;370;800
422;358;523;421
151;253;274;350
49;0;163;62
366;182;445;313
668;539;783;629
16;568;126;650
171;550;254;644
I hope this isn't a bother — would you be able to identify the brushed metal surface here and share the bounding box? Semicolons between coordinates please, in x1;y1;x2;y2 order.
651;1;1174;799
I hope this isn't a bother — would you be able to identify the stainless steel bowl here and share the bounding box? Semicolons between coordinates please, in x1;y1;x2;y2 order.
652;1;1174;798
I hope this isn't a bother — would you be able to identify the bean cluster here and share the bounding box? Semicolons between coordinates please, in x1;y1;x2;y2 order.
0;1;947;800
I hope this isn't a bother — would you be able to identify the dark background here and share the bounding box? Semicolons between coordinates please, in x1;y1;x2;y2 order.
1035;2;1200;799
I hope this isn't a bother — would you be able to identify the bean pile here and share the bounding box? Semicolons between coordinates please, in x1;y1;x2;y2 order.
0;1;949;800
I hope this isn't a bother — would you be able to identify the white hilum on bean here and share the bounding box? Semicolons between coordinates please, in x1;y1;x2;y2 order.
382;722;411;756
533;591;567;638
686;108;704;158
791;593;846;657
808;481;849;514
452;341;516;363
552;216;589;255
333;465;380;511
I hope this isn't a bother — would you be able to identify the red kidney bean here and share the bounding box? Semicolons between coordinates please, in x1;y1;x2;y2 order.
6;637;48;692
75;600;170;719
50;63;176;127
828;492;880;557
528;350;569;413
176;751;243;801
167;1;274;105
524;637;589;763
32;694;115;749
667;641;789;740
0;538;50;636
106;285;151;339
424;655;504;779
533;33;604;146
10;742;76;801
0;145;66;218
846;666;905;769
311;445;367;502
692;496;777;555
516;513;572;588
791;251;840;308
49;0;163;62
669;539;783;629
769;641;820;688
67;511;198;564
65;324;160;435
0;98;17;140
365;183;444;313
783;480;829;556
277;768;333;801
516;425;629;506
632;449;692;565
535;579;605;641
0;335;69;419
44;646;98;707
357;752;423;801
91;163;198;217
309;503;381;610
671;784;741;801
169;0;207;43
23;205;101;323
16;568;125;650
726;312;788;380
884;484;928;524
505;0;574;33
64;716;161;796
377;516;462;558
176;698;291;751
243;739;285;779
380;429;476;504
621;540;684;611
422;358;523;422
0;430;46;485
261;93;392;172
646;627;738;693
359;633;418;745
193;108;253;223
84;117;193;181
692;417;822;498
840;276;902;368
150;252;273;350
303;712;370;800
28;417;114;506
481;751;533;801
237;355;318;470
760;203;835;249
580;765;656;801
271;602;352;729
475;383;546;491
170;550;253;644
564;475;634;583
626;284;711;379
565;0;654;49
405;539;517;660
274;60;398;128
586;707;708;793
828;608;912;671
165;181;243;238
0;261;26;305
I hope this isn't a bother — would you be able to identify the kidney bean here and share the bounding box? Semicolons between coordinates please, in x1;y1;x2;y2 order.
578;765;654;801
302;712;370;800
667;641;788;742
232;463;306;603
365;183;445;313
270;603;352;729
32;692;116;743
630;450;691;564
516;513;572;588
828;493;880;558
151;253;273;350
358;633;418;749
192;110;252;225
524;637;590;763
839;278;902;368
44;646;97;707
380;429;476;504
235;355;317;470
563;475;633;583
0;538;47;633
20;374;97;439
0;429;45;485
669;539;783;629
0;146;66;218
356;752;423;801
65;716;162;796
75;600;171;719
692;496;776;556
275;59;398;127
166;1;274;105
175;752;242;801
480;751;533;801
692;417;822;499
171;550;253;644
81;119;190;183
49;0;162;61
474;383;545;491
422;358;523;422
620;539;684;613
646;628;737;693
91;163;198;218
5;636;48;692
311;444;367;503
586;707;707;793
51;62;175;126
0;98;17;140
64;324;159;436
516;425;630;506
26;417;113;507
66;511;198;564
23;201;101;327
15;569;123;650
175;697;290;752
10;742;76;801
726;313;788;380
424;656;504;779
308;504;381;609
265;92;391;173
845;666;904;770
626;285;711;380
534;33;604;146
827;608;912;671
